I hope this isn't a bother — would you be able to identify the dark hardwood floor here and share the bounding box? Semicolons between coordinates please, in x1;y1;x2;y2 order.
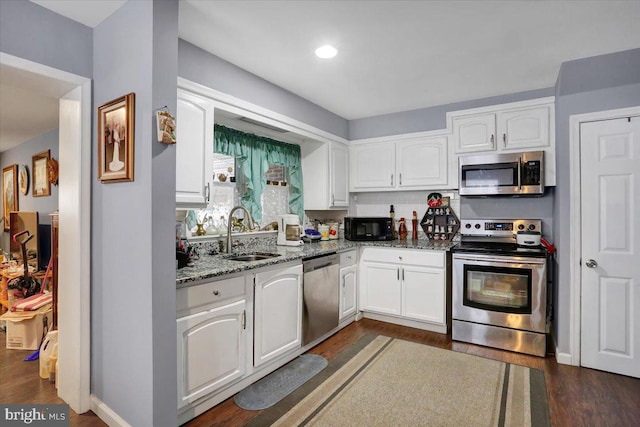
3;320;640;426
0;330;105;426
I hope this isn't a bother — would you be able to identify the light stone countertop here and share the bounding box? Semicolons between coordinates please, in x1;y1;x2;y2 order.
176;238;456;286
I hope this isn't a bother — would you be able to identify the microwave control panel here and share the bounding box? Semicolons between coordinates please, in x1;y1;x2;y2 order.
521;160;541;185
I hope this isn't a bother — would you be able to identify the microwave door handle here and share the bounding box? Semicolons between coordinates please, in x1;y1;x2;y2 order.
517;157;522;190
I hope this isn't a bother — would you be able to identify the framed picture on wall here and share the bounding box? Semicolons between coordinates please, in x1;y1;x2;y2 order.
32;149;51;197
98;93;135;182
2;164;18;230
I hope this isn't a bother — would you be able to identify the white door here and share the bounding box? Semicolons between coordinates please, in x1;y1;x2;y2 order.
396;137;448;188
330;142;349;206
349;142;396;190
452;113;496;153
176;89;214;207
254;264;303;367
359;262;401;315
580;116;640;378
176;300;247;408
339;264;357;320
402;265;445;324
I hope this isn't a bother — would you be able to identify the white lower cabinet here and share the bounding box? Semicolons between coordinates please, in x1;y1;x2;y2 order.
176;299;247;409
253;263;303;367
339;264;357;320
359;248;447;330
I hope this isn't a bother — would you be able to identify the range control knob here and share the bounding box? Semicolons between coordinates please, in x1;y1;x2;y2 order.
528;224;536;231
475;223;481;229
518;224;525;230
465;223;472;229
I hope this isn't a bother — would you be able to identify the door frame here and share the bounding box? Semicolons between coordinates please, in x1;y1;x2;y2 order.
568;105;640;366
0;52;92;412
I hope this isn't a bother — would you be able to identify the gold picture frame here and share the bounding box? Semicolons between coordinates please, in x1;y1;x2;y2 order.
98;93;135;182
2;164;18;230
32;149;51;197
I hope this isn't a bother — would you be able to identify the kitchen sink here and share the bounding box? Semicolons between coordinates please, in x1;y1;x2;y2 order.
224;253;281;262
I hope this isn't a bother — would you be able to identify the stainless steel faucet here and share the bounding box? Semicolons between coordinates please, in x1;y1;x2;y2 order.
227;206;255;253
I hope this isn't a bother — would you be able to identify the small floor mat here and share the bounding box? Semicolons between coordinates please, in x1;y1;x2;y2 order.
234;354;328;410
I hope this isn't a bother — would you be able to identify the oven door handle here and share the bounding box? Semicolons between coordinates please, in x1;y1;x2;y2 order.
453;254;546;265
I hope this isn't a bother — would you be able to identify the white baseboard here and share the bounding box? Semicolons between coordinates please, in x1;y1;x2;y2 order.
90;395;132;427
555;350;575;366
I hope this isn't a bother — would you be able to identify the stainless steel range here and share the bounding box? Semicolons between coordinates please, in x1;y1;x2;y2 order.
452;219;549;357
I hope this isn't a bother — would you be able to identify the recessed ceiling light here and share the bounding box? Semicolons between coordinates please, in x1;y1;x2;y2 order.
315;45;337;59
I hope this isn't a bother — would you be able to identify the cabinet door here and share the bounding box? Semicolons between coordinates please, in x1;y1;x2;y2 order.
402;265;445;324
397;136;448;188
359;262;401;315
339;264;357;320
177;300;246;409
497;106;550;151
452;113;496;153
349;142;396;190
330;142;349;207
254;264;303;367
176;89;214;207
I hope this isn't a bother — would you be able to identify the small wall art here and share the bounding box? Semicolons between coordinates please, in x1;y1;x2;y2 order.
98;93;135;182
32;149;51;197
2;164;18;230
156;109;176;144
18;164;29;195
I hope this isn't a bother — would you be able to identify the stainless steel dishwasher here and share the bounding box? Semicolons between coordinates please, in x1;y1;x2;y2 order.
302;253;340;345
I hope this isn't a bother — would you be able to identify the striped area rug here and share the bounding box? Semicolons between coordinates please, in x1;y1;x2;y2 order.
248;335;550;427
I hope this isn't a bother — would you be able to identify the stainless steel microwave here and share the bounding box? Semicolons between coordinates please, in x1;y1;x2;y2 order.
344;217;394;241
458;151;544;196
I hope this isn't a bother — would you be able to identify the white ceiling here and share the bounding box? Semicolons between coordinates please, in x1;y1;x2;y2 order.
2;1;639;152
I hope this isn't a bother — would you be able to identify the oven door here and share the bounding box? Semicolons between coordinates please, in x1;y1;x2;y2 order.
452;253;547;333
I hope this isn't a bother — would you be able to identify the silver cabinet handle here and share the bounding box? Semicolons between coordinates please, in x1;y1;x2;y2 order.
205;183;210;202
585;259;598;268
399;173;402;186
391;174;394;186
402;268;405;281
331;193;335;205
503;133;507;148
490;134;495;149
397;268;400;281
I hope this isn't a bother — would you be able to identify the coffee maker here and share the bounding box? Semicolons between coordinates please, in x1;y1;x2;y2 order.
277;214;303;246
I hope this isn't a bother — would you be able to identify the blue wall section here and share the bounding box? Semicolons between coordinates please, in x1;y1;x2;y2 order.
0;0;92;78
178;39;350;140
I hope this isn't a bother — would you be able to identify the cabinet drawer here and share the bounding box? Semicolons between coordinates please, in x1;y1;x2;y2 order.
339;250;357;267
360;247;444;268
177;275;245;313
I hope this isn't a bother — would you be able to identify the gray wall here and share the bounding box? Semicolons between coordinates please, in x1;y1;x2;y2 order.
91;1;177;426
553;48;640;355
0;129;59;250
0;0;92;78
178;39;349;140
349;87;555;140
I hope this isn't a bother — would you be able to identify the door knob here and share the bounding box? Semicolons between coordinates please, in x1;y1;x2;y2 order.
585;259;598;268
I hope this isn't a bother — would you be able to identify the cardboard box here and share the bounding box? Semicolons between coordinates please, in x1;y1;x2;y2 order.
1;304;52;350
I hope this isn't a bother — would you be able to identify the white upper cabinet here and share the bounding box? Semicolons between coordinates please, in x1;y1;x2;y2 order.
448;97;556;185
350;135;451;192
349;141;396;190
330;142;349;207
302;140;349;209
496;106;550;151
396;136;448;188
452;114;496;153
176;88;214;207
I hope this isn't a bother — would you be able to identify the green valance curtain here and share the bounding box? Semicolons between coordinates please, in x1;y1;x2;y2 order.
214;124;304;224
